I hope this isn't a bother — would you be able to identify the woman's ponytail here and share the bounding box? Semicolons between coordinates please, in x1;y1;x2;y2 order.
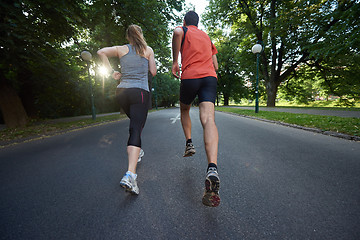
126;25;147;56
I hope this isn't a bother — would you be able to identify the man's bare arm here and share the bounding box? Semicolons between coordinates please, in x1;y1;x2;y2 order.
171;28;184;78
172;28;183;63
212;55;218;71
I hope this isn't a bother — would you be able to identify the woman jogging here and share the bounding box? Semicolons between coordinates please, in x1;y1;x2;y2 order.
97;24;157;195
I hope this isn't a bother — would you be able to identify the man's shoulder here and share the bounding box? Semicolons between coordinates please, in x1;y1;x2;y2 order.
175;26;186;31
173;26;184;36
188;26;209;37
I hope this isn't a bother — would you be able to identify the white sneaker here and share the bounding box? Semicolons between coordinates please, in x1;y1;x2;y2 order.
138;149;144;163
120;171;139;195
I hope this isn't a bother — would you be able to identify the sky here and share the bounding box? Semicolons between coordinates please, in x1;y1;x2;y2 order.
184;0;209;29
185;0;208;15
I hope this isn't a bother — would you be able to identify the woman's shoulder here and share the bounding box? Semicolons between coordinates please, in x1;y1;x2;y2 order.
116;44;130;51
144;46;154;58
117;45;130;58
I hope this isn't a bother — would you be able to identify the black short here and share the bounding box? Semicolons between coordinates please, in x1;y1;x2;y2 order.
180;76;217;105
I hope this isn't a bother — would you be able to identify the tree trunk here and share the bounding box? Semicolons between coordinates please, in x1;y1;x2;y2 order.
0;80;28;128
223;94;230;106
266;80;279;107
18;68;37;118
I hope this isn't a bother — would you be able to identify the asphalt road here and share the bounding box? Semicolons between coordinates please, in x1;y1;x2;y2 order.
1;108;359;240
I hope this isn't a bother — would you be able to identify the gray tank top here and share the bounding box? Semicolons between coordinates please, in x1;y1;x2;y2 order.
117;44;149;91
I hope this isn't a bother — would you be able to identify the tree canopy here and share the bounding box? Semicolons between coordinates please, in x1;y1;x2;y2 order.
203;0;360;106
0;0;184;127
1;0;359;128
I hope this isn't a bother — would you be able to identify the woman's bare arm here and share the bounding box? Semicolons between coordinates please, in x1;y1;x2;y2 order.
147;46;157;76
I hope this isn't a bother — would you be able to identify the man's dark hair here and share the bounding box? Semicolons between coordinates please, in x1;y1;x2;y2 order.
184;11;199;27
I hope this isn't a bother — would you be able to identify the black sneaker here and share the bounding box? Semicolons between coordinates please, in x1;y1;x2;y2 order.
202;167;220;207
183;142;196;157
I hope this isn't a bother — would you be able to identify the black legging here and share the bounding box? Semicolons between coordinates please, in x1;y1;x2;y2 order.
116;88;149;147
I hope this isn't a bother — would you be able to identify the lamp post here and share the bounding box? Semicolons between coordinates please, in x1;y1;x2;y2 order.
153;76;158;110
252;42;263;113
81;50;96;120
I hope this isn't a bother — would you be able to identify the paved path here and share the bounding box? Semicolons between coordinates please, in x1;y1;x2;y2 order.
1;108;359;239
223;106;360;118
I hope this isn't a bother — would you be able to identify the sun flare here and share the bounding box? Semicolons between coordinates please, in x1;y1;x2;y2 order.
98;66;108;76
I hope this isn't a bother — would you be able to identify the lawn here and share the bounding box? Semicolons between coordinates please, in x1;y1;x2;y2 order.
216;107;360;138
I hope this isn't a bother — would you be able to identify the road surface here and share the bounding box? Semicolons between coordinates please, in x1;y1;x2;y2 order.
1;108;359;239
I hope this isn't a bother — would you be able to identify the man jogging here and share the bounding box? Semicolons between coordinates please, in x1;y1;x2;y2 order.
172;11;220;207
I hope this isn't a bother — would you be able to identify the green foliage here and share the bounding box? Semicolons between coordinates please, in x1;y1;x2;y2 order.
278;54;360;107
153;73;180;107
204;0;360;107
278;65;318;104
0;0;89;118
213;32;249;105
88;0;184;68
305;1;360;59
81;0;186;112
0;0;185;122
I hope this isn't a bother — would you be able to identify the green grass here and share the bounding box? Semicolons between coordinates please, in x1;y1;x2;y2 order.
233;99;360;110
228;105;360;111
0;114;127;146
216;107;360;137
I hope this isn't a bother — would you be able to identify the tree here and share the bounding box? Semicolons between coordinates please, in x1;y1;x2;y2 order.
277;65;317;104
153;73;180;107
204;0;360;106
209;30;248;105
86;0;185;109
0;0;86;126
0;0;185;127
88;0;183;67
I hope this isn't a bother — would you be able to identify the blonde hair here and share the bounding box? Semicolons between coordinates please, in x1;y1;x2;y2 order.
126;24;147;56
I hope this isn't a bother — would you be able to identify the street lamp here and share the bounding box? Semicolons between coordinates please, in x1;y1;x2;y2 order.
252;42;263;113
153;76;158;110
81;50;96;120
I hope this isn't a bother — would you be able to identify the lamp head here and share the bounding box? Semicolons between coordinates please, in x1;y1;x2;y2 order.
81;51;92;61
252;44;262;54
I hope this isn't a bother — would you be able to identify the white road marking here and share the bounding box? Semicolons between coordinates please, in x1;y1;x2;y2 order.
170;114;180;124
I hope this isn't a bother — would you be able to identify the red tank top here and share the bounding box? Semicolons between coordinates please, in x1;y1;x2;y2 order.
179;25;218;80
